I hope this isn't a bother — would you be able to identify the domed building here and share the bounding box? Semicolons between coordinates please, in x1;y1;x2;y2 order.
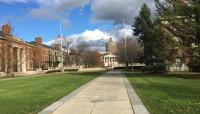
101;37;120;67
106;37;117;54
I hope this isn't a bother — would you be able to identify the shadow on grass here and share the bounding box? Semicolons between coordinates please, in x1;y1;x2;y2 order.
124;71;200;80
66;71;106;77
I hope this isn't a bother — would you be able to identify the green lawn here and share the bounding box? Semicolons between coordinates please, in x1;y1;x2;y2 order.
0;72;104;114
125;72;200;114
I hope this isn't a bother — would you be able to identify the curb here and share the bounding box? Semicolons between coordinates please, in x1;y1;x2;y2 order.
123;76;150;114
37;77;99;114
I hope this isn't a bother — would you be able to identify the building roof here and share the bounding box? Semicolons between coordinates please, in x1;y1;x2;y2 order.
102;53;117;57
28;41;60;51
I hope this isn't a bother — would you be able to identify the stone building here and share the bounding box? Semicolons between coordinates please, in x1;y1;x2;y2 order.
101;37;120;67
102;53;119;67
0;24;61;76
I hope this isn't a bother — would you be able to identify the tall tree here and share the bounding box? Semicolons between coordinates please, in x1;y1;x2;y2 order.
76;41;89;67
133;4;167;71
156;0;200;71
134;4;154;64
133;4;168;72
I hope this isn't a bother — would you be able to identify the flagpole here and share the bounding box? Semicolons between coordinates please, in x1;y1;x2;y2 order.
60;24;64;71
123;18;128;69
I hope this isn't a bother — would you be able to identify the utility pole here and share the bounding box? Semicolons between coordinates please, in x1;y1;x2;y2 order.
60;24;64;72
123;18;128;70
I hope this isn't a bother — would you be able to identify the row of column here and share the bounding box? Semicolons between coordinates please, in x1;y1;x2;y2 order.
104;57;118;63
0;46;26;73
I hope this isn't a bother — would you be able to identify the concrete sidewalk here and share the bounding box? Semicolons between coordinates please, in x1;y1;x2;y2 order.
39;71;149;114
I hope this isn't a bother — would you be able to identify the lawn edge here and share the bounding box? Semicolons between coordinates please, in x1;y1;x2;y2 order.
123;73;150;114
37;76;100;114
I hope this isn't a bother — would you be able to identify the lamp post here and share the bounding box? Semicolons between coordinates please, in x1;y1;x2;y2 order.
60;24;64;72
123;18;128;70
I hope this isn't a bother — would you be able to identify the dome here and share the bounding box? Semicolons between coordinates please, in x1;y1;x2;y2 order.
106;37;117;53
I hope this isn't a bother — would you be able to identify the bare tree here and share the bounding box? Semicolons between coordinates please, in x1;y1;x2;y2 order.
84;51;102;67
117;37;144;66
62;38;73;66
63;38;73;53
76;41;89;67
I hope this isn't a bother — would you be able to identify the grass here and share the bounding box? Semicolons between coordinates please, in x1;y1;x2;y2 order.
0;71;104;114
125;72;200;114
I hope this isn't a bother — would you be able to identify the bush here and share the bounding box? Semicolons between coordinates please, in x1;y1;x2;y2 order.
188;59;200;72
144;63;167;73
152;63;167;73
64;69;78;72
46;70;61;73
143;65;153;71
188;45;200;72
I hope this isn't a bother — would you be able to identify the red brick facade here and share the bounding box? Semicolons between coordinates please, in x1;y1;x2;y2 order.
0;24;61;73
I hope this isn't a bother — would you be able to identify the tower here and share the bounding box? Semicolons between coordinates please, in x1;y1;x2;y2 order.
106;37;117;53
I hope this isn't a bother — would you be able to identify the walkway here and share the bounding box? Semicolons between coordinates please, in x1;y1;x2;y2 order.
39;71;149;114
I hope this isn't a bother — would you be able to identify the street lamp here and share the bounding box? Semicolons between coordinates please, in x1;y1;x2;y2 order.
60;24;64;72
123;18;128;70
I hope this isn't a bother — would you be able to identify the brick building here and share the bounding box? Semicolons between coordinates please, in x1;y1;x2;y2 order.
0;24;61;76
29;37;61;70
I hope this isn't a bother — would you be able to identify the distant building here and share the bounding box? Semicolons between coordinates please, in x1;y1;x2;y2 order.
102;53;119;67
101;37;120;67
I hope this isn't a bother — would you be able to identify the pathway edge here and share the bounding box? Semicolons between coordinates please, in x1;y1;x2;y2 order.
123;74;150;114
37;76;100;114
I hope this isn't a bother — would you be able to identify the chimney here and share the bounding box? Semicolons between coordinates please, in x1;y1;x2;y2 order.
35;37;42;45
1;24;11;35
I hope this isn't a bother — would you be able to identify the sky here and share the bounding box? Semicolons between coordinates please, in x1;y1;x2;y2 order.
0;0;155;50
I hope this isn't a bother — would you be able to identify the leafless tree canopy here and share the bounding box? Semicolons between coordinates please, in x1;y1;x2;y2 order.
116;37;144;65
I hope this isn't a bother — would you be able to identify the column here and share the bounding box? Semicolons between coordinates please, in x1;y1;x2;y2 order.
17;48;21;72
21;49;27;72
9;47;14;73
0;46;1;72
4;47;7;73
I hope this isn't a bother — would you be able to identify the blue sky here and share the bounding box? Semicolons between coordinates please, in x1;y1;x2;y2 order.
0;0;155;46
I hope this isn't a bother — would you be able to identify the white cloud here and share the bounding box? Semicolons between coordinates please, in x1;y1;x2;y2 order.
108;25;133;40
0;0;28;3
28;0;91;18
66;29;110;49
27;0;92;27
91;0;155;25
44;27;133;52
79;29;109;41
1;0;156;26
0;0;91;27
